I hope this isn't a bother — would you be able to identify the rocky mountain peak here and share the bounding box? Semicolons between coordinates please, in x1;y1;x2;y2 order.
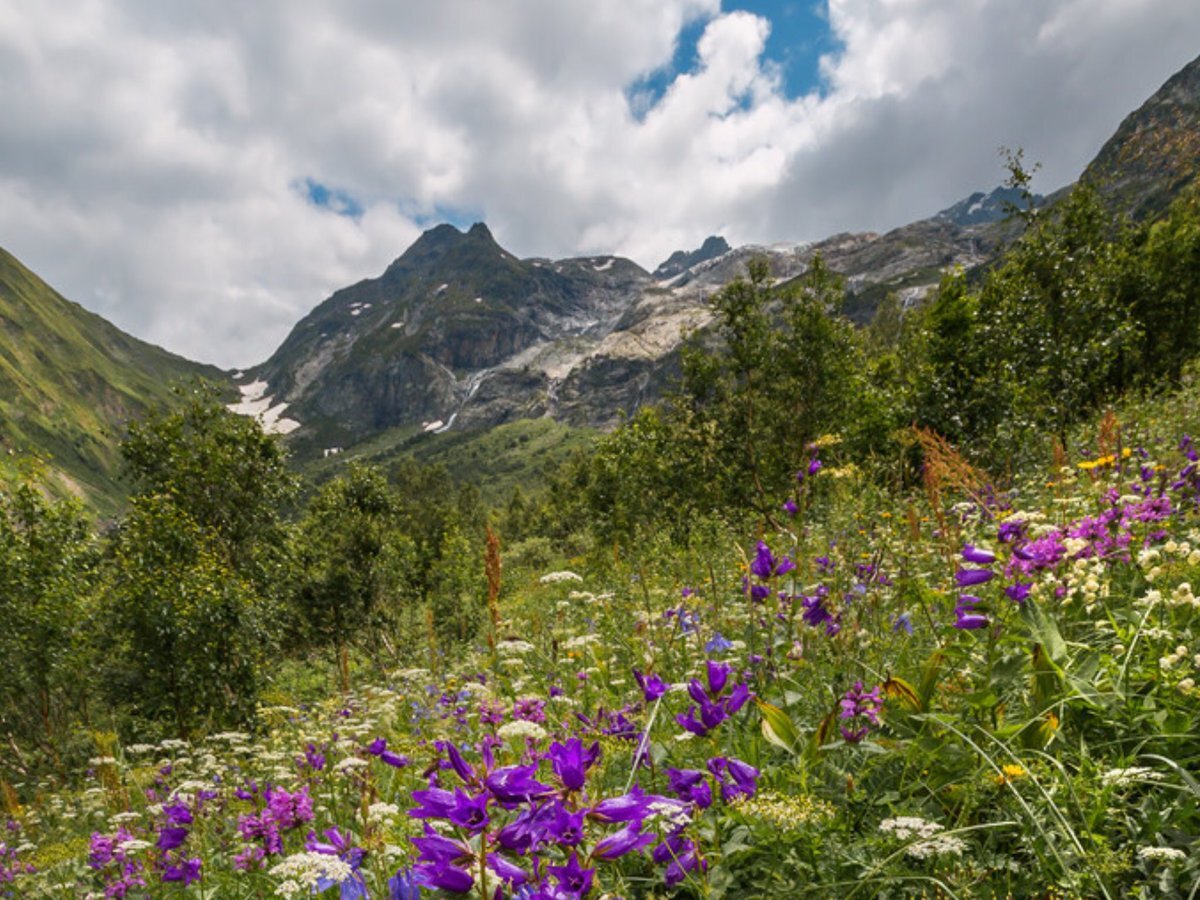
653;235;731;280
935;185;1040;227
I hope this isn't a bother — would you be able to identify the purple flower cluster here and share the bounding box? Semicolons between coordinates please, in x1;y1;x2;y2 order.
676;661;752;737
88;828;147;898
367;736;411;768
746;541;796;601
234;784;314;870
666;756;760;809
396;738;700;896
839;681;884;743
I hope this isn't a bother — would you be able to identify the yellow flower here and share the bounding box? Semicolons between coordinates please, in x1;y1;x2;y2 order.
995;764;1027;785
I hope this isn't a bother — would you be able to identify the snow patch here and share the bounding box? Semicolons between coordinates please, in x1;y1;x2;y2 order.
323;447;342;458
474;297;483;303
391;321;404;329
593;258;614;272
423;420;444;433
436;283;449;294
227;380;301;435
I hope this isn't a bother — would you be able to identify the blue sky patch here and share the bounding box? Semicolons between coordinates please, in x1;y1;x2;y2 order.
626;1;839;119
300;178;364;218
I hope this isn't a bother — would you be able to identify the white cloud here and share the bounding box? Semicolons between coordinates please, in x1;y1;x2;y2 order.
0;0;1198;367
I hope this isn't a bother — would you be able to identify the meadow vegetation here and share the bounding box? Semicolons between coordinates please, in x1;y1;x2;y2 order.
3;167;1200;897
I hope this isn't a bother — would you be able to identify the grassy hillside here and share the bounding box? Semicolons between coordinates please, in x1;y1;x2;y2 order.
0;247;228;515
298;416;596;506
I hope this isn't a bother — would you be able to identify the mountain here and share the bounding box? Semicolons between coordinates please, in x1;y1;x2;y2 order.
246;52;1200;465
653;236;731;280
0;247;226;514
1083;52;1200;219
935;186;1041;227
250;210;1001;456
251;223;657;452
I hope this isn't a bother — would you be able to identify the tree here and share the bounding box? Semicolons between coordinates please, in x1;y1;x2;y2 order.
0;463;98;760
290;464;410;689
121;383;296;587
102;386;296;736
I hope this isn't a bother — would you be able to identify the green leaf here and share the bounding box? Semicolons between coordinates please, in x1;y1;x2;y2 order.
1020;599;1067;664
757;698;801;755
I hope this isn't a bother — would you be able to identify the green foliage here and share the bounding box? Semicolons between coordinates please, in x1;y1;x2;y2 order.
101;494;275;737
290;464;412;674
122;383;296;582
102;390;296;735
580;255;886;544
0;461;98;759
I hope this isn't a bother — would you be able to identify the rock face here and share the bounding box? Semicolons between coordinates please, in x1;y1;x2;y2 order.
653;236;732;280
1083;52;1200;220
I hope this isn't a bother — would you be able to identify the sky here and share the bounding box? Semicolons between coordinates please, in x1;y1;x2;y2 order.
2;1;1199;369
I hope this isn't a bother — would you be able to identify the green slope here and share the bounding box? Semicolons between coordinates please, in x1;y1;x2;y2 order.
0;247;228;515
298;417;595;507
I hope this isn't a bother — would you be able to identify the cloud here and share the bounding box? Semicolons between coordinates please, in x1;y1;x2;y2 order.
0;0;1197;367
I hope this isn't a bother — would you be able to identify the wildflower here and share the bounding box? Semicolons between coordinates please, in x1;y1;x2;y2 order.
751;541;796;580
271;852;357;897
839;681;884;742
955;568;994;587
706;632;733;654
485;765;553;804
954;594;988;630
547;852;595;896
707;756;760;801
666;768;713;809
547;738;600;792
591;823;655;860
734;792;834;832
161;857;202;885
540;571;583;585
633;668;668;702
653;834;707;886
1138;846;1186;863
962;544;997;564
497;720;547;742
1100;766;1163;787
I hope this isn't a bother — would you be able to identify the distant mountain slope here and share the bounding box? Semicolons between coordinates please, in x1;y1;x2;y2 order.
0;247;227;514
252;223;656;452
1083;51;1200;219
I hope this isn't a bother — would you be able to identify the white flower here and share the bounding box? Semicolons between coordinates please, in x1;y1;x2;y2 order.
906;834;967;859
540;571;583;584
270;852;355;895
879;816;943;840
497;720;547;742
497;640;535;657
1138;846;1186;863
368;802;401;825
1100;766;1163;787
645;800;691;830
562;634;598;651
333;757;369;774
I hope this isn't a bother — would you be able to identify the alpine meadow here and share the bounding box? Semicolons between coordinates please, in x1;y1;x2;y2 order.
6;29;1200;900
